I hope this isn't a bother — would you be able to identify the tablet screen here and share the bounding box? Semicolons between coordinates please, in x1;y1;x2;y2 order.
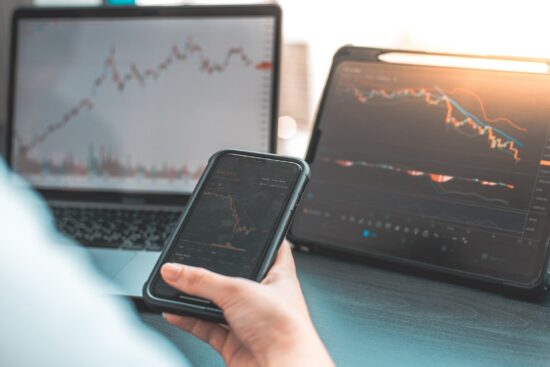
291;56;550;286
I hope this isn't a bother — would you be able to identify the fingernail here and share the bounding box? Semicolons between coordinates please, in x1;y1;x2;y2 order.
161;263;182;282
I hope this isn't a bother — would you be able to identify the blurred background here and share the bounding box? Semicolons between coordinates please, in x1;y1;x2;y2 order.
1;0;550;156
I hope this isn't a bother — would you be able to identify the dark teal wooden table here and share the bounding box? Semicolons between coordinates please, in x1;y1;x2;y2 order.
138;251;550;367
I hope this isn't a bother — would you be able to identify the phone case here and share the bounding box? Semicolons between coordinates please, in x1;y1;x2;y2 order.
143;149;310;323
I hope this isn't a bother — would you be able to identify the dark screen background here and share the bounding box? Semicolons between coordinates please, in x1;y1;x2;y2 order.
154;154;300;300
292;61;550;285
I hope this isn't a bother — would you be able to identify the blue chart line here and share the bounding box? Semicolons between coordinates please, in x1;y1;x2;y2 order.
434;86;523;148
352;85;526;161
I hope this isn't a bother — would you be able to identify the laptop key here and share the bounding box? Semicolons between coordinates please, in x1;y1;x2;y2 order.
51;205;180;251
121;239;146;250
145;242;164;251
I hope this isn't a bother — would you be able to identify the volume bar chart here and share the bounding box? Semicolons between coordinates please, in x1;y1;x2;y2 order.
324;157;515;190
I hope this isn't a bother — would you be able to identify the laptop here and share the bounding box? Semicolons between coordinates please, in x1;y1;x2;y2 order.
6;5;281;297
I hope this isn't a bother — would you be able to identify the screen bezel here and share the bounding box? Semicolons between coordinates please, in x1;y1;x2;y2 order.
6;5;281;206
288;46;550;289
146;150;305;307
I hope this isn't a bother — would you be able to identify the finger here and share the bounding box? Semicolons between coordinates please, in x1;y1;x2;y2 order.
271;241;297;274
261;241;297;285
161;263;251;307
163;313;229;354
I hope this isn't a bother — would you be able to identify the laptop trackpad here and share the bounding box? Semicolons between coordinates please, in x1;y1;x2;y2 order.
112;252;160;297
88;249;138;278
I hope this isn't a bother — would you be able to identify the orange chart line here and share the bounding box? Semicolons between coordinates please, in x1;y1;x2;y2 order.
446;87;527;132
203;191;256;235
352;87;523;162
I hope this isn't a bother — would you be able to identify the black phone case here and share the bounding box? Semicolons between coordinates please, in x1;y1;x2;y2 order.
287;46;550;291
143;149;310;323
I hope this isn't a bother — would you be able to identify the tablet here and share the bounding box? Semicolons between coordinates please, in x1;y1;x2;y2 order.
289;47;550;289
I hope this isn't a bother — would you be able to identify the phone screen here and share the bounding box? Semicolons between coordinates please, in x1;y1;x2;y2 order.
151;153;302;301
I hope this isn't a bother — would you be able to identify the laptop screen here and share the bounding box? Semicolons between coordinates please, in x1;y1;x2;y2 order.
10;13;277;194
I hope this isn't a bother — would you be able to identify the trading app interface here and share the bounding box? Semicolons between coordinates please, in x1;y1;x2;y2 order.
12;16;275;193
153;154;300;300
292;61;550;284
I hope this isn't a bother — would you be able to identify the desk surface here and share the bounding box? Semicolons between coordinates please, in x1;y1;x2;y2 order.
139;251;550;367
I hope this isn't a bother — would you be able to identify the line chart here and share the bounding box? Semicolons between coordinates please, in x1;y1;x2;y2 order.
429;181;510;206
203;191;257;235
445;87;527;132
351;86;526;162
181;239;247;252
16;36;272;155
290;61;550;273
322;156;515;190
204;242;247;252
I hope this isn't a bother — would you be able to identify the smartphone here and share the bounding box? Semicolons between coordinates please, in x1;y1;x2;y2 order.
143;150;310;322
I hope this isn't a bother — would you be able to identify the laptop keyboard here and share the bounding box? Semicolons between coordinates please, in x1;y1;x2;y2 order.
52;205;181;251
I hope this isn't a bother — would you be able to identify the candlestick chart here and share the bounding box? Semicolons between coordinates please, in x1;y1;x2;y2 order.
295;61;550;240
313;83;541;230
351;86;526;162
163;155;296;278
17;38;271;157
12;18;275;193
203;191;257;236
290;61;550;282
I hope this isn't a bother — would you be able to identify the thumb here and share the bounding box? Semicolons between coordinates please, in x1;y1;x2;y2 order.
161;263;251;307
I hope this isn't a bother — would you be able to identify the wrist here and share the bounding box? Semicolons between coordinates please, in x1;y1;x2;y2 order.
261;319;334;367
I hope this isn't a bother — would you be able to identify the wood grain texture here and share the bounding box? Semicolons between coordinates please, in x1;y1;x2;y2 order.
140;251;550;367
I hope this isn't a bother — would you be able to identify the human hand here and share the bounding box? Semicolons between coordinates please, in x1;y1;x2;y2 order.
160;241;334;367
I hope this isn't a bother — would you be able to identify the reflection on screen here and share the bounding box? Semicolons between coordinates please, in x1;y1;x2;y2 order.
12;17;275;193
153;154;299;299
292;61;550;283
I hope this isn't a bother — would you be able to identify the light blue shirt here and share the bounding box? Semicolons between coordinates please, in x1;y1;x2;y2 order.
0;159;190;367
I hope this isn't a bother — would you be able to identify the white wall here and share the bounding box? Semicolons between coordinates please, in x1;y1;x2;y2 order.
145;0;550;123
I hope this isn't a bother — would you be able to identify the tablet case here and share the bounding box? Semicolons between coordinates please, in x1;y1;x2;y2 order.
288;46;550;291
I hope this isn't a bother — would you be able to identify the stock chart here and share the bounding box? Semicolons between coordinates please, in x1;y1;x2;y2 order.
291;61;550;281
12;17;275;192
156;154;298;294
